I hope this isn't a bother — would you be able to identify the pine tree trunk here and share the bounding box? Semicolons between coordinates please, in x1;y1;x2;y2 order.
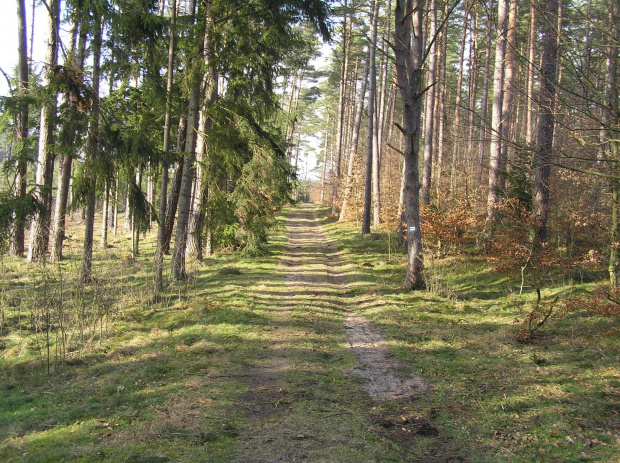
421;0;438;205
533;0;559;245
27;0;60;262
604;0;620;286
319;114;330;204
466;7;479;174
525;0;537;146
331;7;350;215
9;0;29;257
476;0;493;188
499;0;517;192
435;0;449;199
362;0;379;235
339;60;369;221
395;0;425;289
484;0;508;244
449;2;470;195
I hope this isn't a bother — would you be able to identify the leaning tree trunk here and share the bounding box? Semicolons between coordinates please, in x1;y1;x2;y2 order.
27;0;60;262
533;0;559;245
395;0;425;289
9;0;29;257
162;116;187;254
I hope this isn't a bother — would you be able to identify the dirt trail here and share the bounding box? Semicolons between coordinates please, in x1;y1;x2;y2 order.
232;204;430;462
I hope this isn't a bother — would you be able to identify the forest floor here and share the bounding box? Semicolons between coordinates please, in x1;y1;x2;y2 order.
0;204;619;462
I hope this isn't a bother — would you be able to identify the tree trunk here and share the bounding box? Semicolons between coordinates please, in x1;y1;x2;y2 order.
155;0;178;292
171;0;204;279
113;179;118;235
319;114;330;204
449;2;470;196
27;0;60;262
484;0;508;243
9;0;29;257
100;179;110;249
533;0;559;245
81;15;103;282
435;0;449;199
499;0;517;192
476;0;493;188
339;60;369;221
525;0;537;146
421;0;438;205
362;0;380;235
605;0;620;286
162;116;187;254
186;12;217;262
395;0;425;289
331;6;350;215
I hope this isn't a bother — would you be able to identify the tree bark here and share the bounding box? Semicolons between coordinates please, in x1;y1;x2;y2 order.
499;0;517;191
100;179;110;249
435;0;449;199
449;1;471;195
476;0;493;188
421;0;438;205
9;0;29;257
186;23;218;262
394;0;425;289
339;60;369;222
171;0;203;279
484;0;508;243
362;0;380;235
27;0;60;262
331;5;350;215
162;116;187;254
533;0;559;245
155;0;177;292
605;0;620;286
525;0;537;146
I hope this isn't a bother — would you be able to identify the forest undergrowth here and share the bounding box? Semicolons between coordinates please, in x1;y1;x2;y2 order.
0;204;618;462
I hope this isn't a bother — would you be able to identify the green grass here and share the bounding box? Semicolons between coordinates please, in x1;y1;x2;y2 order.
0;205;618;462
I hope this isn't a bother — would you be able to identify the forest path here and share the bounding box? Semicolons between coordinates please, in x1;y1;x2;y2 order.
230;204;430;462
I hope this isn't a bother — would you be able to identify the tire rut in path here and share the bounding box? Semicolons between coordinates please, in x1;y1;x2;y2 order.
233;204;428;462
287;204;427;400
